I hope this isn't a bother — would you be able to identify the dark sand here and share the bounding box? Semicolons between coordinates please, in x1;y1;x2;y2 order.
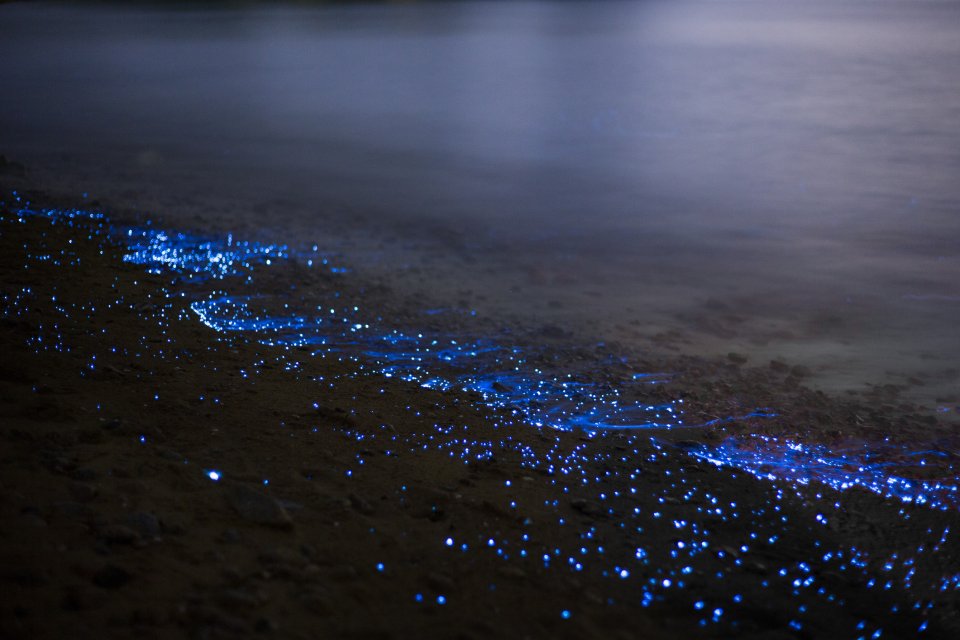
2;167;960;638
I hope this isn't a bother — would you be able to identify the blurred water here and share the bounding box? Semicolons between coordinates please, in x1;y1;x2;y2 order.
1;0;958;408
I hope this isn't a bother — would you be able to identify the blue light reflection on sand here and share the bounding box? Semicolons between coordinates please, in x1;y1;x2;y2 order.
13;204;345;281
688;436;958;510
189;293;688;431
10;203;959;513
123;228;290;280
185;279;959;511
7;199;960;636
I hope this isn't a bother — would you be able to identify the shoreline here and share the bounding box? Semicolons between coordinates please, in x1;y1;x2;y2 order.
5;149;958;418
2;185;960;638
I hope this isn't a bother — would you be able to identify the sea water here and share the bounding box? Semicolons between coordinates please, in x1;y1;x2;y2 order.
1;0;958;411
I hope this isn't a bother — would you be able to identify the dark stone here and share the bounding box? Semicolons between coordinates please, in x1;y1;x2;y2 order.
220;528;242;544
127;511;162;537
72;467;99;482
497;566;527;579
52;501;88;517
100;524;139;544
425;572;456;592
226;484;293;529
348;492;375;515
570;498;601;517
61;586;92;611
329;564;357;581
69;482;98;503
92;564;132;589
254;618;278;633
100;418;124;431
18;513;48;528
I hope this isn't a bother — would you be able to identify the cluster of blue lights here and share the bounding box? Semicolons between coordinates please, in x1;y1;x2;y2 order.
186;290;694;431
688;436;959;510
122;227;289;280
4;198;957;507
13;204;347;282
2;194;957;637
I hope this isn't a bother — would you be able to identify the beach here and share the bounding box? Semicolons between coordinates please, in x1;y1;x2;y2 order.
2;175;959;638
3;1;960;637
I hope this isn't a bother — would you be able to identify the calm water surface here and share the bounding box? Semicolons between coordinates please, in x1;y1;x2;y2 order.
1;0;958;409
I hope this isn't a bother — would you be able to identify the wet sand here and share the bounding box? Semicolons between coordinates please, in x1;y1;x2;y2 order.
3;0;960;412
2;173;960;638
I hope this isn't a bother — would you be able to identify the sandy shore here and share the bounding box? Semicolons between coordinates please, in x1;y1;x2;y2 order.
2;178;960;638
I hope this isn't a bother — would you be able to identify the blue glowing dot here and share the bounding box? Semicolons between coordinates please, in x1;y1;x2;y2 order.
17;194;959;640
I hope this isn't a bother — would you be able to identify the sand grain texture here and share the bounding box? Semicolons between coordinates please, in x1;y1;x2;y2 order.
1;193;959;639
